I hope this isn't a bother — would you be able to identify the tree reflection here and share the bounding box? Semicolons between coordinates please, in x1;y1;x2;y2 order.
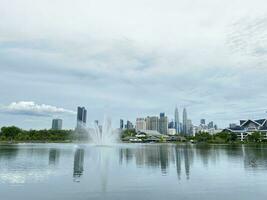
243;144;267;170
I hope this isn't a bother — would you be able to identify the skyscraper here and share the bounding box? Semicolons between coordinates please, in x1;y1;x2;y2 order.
168;120;175;129
200;119;206;125
77;106;87;124
52;119;62;130
76;107;87;133
120;119;124;129
175;107;179;134
183;108;188;135
146;116;159;131
125;120;134;130
136;118;146;131
159;113;168;134
208;121;214;129
145;117;151;130
187;119;193;136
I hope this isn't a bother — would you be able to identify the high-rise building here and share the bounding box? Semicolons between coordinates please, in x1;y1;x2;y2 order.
120;119;124;129
187;119;193;136
52;119;62;130
159;113;168;134
168;120;175;129
208;121;214;129
77;106;87;124
200;119;206;125
76;106;87;134
136;118;146;131
146;116;159;131
175;107;180;134
125;120;134;130
183;108;188;135
145;117;151;130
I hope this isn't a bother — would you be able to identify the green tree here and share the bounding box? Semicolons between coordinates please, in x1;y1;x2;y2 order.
195;132;212;142
248;132;261;142
121;129;136;138
0;126;22;140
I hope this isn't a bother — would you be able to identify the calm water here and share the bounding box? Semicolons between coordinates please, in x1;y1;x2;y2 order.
0;143;267;200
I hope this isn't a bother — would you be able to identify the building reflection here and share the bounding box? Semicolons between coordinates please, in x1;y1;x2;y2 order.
119;144;194;179
183;146;191;180
174;147;182;179
159;145;169;174
73;148;85;181
49;149;60;166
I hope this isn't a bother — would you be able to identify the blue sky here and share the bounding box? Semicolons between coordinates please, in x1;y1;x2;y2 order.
0;0;267;129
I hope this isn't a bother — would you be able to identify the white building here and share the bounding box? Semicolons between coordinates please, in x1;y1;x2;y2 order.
168;128;176;135
193;125;221;136
136;118;146;131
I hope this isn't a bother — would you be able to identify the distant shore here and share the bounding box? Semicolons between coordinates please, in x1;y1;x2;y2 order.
1;126;267;145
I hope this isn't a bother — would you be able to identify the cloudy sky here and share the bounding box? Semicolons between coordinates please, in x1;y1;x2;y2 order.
0;0;267;129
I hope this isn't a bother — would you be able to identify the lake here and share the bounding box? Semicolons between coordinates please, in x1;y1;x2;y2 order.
0;143;267;200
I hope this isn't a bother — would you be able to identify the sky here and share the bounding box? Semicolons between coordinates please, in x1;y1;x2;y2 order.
0;0;267;129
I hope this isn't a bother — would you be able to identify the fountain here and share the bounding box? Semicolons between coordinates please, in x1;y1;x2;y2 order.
77;116;120;145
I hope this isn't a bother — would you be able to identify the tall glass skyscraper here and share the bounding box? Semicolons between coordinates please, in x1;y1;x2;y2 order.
77;106;87;124
159;113;168;135
183;108;188;135
175;107;179;134
76;106;87;134
146;116;159;131
120;119;124;129
52;119;62;130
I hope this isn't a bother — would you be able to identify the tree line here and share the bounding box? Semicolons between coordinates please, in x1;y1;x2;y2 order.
1;126;266;143
0;126;76;142
192;131;267;143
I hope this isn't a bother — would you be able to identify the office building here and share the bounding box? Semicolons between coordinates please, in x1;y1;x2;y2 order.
136;118;146;131
208;121;214;129
182;108;188;135
52;119;62;130
200;119;206;125
146;116;159;131
159;113;168;135
76;106;87;134
125;120;134;130
187;119;193;136
175;107;180;134
168;120;175;129
120;119;124;129
77;106;87;125
229;123;237;129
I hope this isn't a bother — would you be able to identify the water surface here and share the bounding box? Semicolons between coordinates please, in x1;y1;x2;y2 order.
0;143;267;200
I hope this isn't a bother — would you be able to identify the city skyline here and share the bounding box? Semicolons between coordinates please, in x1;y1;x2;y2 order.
1;102;266;130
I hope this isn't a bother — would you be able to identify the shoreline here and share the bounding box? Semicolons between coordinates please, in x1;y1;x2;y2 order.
1;141;267;145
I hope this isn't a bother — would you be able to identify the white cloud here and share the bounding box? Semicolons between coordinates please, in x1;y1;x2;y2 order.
1;101;75;117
